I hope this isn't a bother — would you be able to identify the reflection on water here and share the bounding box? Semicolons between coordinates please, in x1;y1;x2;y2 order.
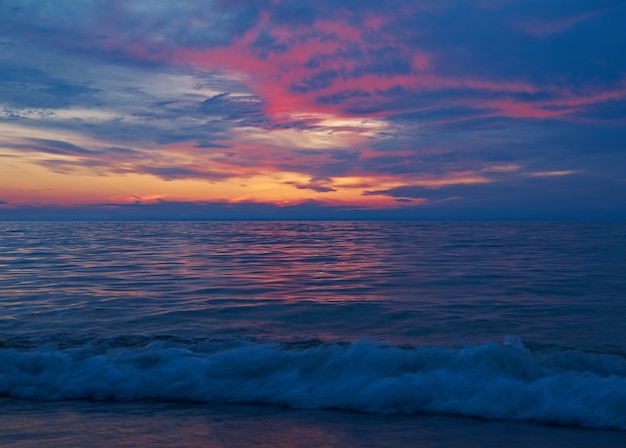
1;400;624;448
0;222;625;351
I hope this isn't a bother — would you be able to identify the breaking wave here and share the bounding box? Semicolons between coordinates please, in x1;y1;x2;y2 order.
1;335;625;430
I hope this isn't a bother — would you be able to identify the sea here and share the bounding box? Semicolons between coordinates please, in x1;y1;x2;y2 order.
0;221;625;447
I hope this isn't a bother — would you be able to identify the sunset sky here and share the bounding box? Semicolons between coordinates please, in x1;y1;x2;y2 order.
1;0;625;220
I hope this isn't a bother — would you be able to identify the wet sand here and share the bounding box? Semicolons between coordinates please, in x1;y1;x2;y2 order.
1;399;624;448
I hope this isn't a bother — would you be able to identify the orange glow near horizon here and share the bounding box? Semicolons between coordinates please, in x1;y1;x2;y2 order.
0;114;442;209
0;126;493;210
0;152;468;208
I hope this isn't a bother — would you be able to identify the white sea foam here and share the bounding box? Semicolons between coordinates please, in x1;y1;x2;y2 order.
1;336;625;430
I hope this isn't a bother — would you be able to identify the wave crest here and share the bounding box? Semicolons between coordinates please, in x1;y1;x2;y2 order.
1;336;625;430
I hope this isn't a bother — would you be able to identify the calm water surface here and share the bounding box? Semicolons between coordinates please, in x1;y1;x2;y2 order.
1;221;624;350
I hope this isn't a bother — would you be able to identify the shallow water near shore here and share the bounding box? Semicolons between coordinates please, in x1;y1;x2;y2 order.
2;399;626;448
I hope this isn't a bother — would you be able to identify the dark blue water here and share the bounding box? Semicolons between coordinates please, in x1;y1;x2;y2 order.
1;222;625;446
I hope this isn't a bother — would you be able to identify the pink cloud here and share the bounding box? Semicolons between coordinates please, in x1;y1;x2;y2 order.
483;84;626;119
81;3;626;130
518;9;607;37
